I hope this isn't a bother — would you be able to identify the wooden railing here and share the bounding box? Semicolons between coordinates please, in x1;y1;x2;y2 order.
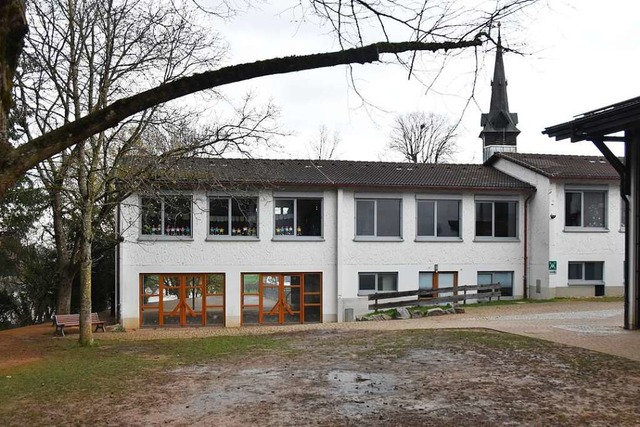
367;283;502;311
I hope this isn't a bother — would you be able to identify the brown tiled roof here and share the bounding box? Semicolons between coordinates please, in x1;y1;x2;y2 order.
127;157;534;192
489;152;620;180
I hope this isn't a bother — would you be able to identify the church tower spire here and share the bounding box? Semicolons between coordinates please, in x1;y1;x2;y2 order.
480;24;520;162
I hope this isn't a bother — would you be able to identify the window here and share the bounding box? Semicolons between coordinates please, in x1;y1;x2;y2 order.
568;261;604;284
419;271;457;290
565;189;606;228
358;272;398;295
478;271;513;297
274;198;322;237
417;200;461;238
141;195;192;237
209;197;258;237
356;199;401;238
475;200;517;238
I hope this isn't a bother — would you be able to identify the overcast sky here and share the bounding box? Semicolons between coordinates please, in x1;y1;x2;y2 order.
211;1;639;163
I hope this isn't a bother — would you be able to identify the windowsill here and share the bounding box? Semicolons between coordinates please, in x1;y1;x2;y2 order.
473;237;520;242
567;281;605;286
138;235;193;241
353;236;404;242
358;291;396;297
415;236;462;242
271;236;325;242
563;227;609;233
206;236;259;242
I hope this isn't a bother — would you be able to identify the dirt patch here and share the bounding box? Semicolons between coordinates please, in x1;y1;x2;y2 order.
112;328;640;427
0;324;50;369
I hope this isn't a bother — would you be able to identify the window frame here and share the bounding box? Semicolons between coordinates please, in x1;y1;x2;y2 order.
477;271;514;297
354;197;403;241
358;272;398;296
415;198;462;241
273;196;324;240
207;196;259;240
564;186;608;232
474;198;519;240
139;194;193;240
568;261;604;285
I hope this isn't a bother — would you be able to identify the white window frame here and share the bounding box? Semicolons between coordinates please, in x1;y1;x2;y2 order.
568;261;604;285
354;197;403;241
477;271;514;297
415;197;462;241
474;196;519;241
564;185;608;232
207;196;259;240
139;194;193;240
358;272;398;296
273;196;323;240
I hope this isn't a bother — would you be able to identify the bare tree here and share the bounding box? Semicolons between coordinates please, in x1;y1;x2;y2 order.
0;0;543;197
14;0;278;345
388;112;457;163
307;125;341;160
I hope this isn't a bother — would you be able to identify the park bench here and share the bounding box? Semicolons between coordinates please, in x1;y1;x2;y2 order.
53;313;106;336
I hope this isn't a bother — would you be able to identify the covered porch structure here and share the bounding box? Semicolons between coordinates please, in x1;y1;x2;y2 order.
543;96;640;329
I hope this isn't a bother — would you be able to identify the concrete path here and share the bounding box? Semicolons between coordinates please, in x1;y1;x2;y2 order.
105;300;640;361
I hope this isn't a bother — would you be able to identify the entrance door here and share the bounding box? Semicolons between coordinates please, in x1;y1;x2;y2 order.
242;273;321;325
141;273;225;327
259;274;301;324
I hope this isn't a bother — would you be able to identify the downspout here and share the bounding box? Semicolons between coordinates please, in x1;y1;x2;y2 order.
523;191;534;300
336;188;343;322
115;203;121;324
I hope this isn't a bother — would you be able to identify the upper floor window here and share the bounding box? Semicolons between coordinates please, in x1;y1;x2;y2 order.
141;195;192;237
565;189;607;229
475;200;517;238
209;197;258;237
568;261;604;284
274;198;322;237
358;272;398;295
417;199;461;238
356;198;402;238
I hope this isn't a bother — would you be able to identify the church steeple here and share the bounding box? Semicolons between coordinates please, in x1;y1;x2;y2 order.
480;24;520;162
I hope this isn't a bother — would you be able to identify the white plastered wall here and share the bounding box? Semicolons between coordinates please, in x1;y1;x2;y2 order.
118;190;338;328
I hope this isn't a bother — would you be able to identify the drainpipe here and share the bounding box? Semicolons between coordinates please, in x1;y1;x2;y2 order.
523;192;534;300
115;204;121;324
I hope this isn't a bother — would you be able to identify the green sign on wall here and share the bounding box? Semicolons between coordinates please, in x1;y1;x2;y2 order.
548;260;557;274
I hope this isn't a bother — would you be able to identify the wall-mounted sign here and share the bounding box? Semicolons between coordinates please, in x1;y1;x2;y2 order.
548;260;557;274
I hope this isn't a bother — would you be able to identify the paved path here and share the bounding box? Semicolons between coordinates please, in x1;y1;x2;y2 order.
102;300;640;361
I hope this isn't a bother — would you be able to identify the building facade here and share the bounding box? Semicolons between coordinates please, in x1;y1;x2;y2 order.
115;35;624;329
116;154;624;329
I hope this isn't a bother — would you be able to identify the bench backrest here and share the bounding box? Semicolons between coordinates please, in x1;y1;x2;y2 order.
55;312;101;325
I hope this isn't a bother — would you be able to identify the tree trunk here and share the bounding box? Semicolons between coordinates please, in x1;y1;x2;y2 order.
78;233;93;345
0;0;27;152
56;269;75;315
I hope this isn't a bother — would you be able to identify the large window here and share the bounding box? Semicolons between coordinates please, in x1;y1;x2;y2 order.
417;199;461;238
565;189;607;229
274;198;322;237
478;271;513;297
475;200;517;238
568;261;604;283
209;197;258;237
358;272;398;295
356;198;402;238
141;195;192;237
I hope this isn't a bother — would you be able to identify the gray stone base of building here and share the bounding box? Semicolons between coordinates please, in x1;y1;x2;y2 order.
528;285;624;299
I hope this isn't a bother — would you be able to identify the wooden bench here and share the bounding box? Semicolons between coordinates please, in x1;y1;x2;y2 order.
53;313;106;336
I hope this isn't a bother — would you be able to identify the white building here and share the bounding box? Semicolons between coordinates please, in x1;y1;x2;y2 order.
115;33;624;329
116;153;623;329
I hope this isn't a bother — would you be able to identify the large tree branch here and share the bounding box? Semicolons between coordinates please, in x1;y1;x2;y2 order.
0;37;482;196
